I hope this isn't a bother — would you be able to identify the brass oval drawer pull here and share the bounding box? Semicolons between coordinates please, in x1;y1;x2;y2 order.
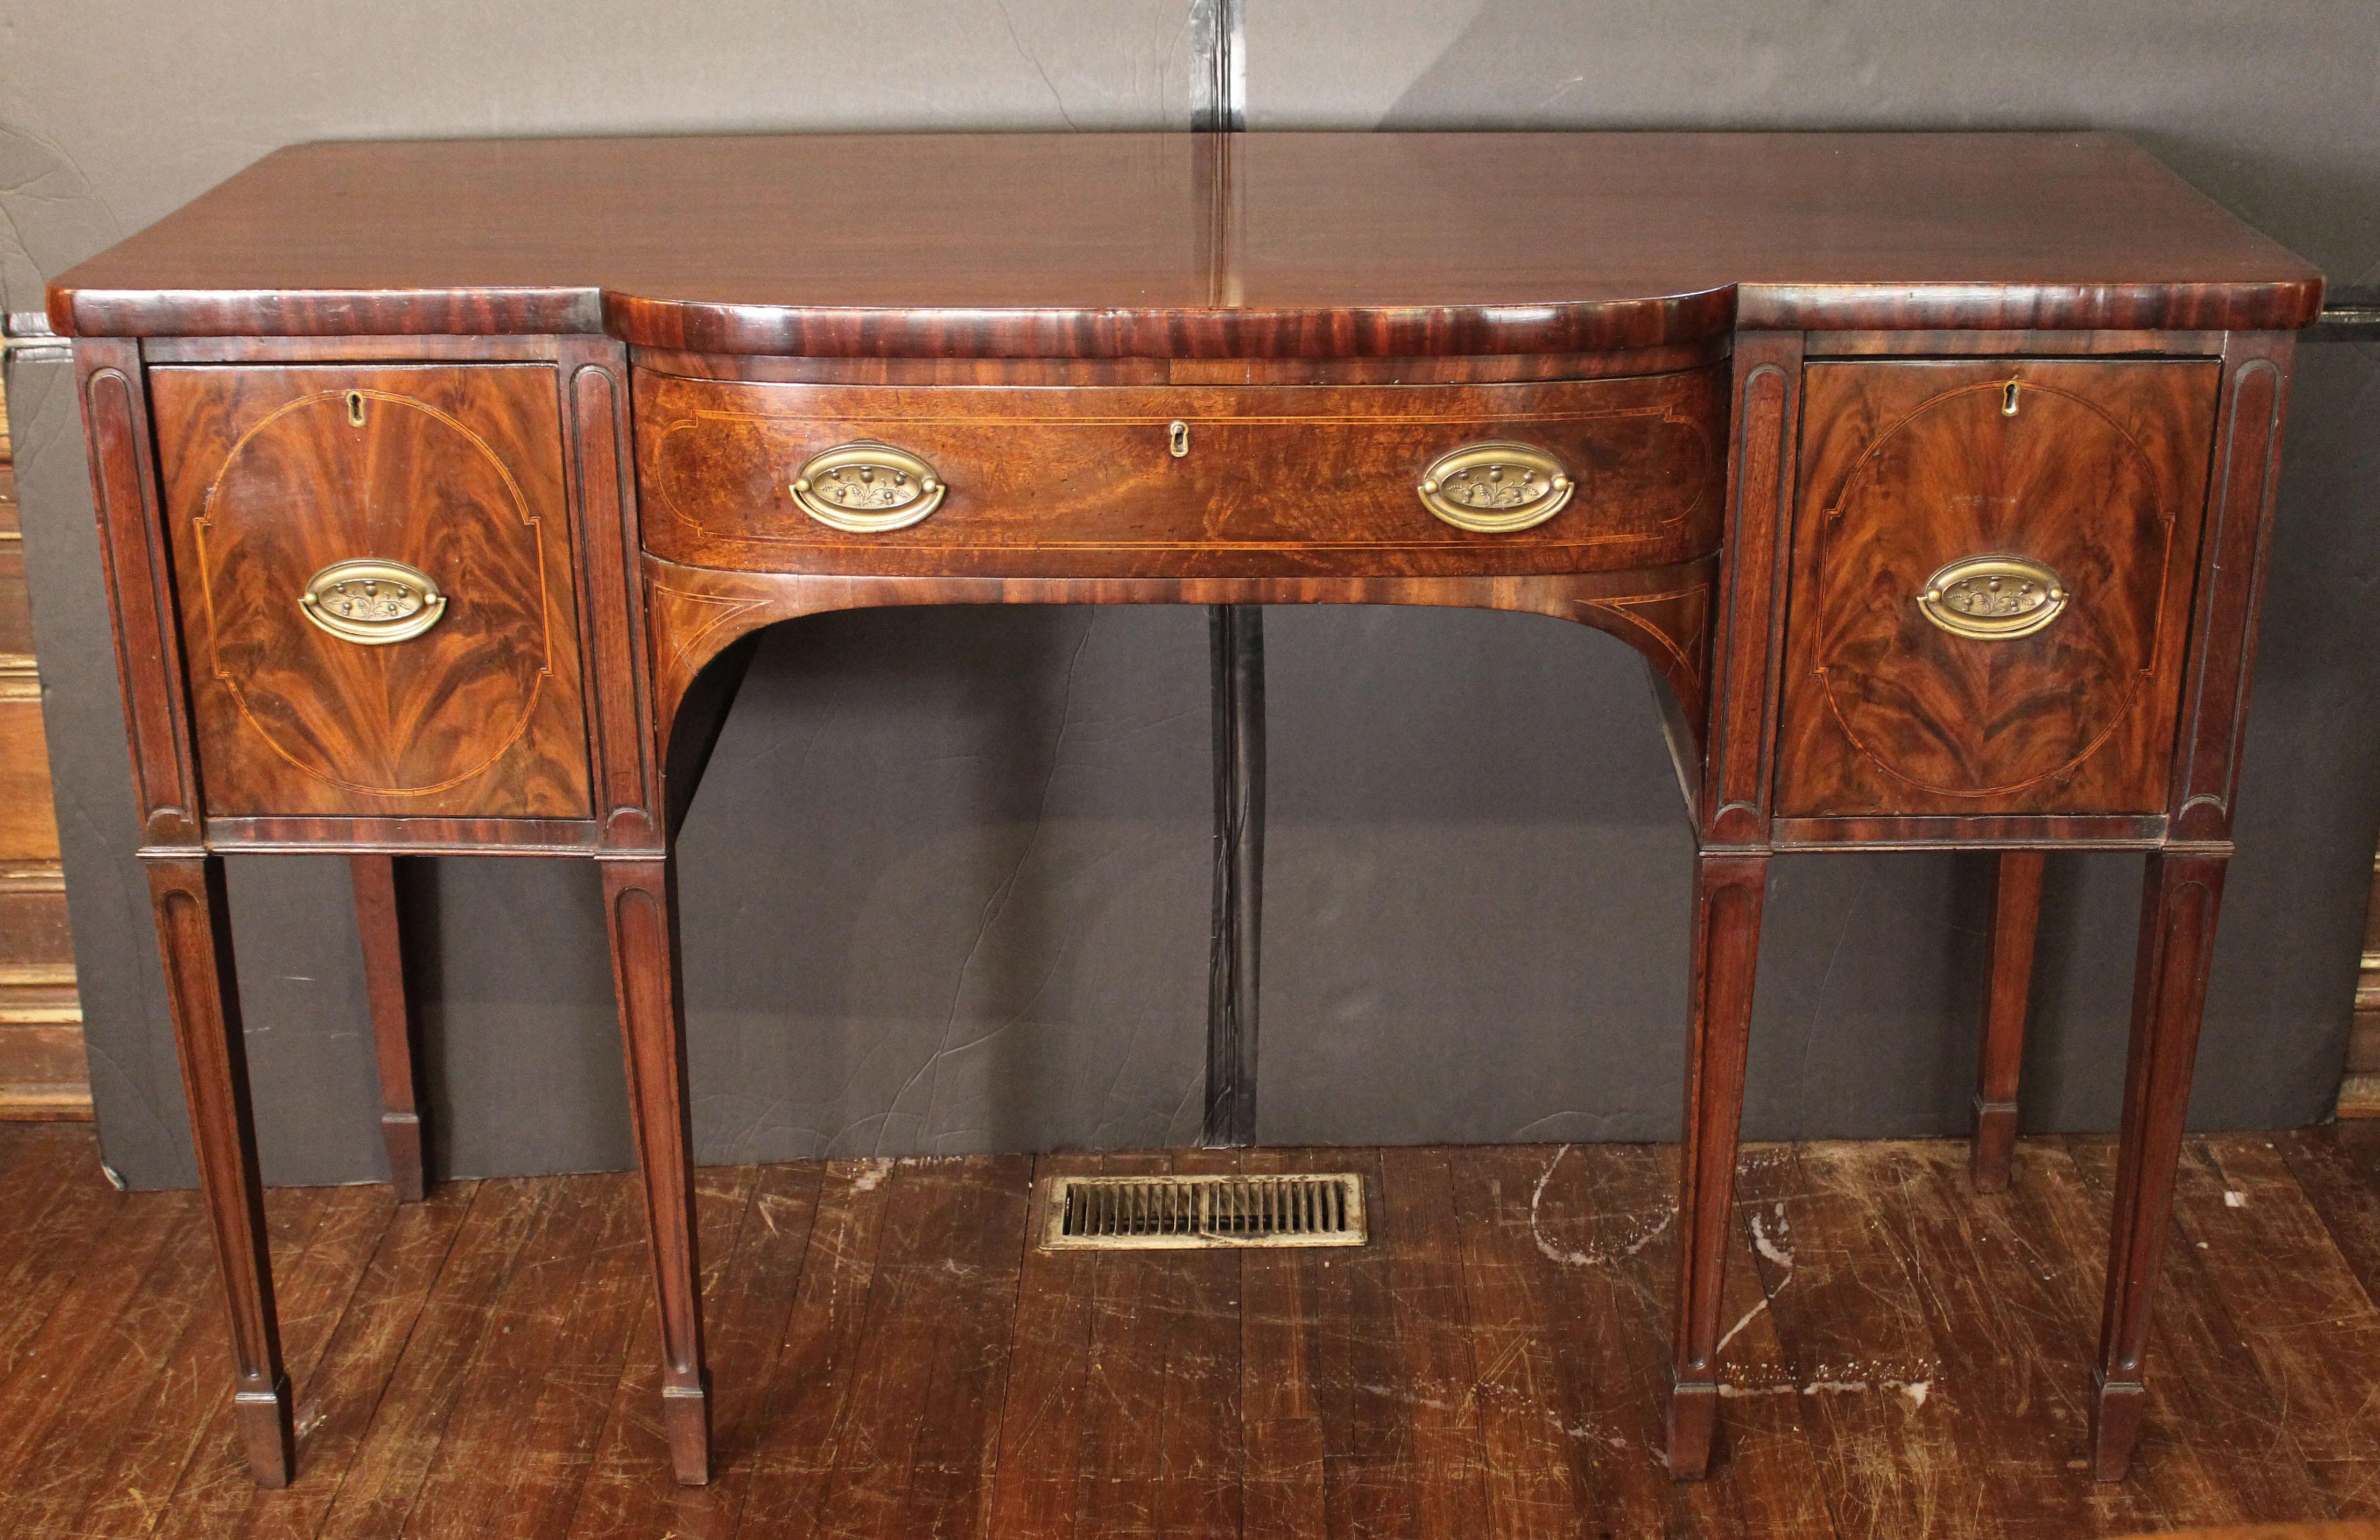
1917;555;2068;640
1417;442;1574;533
791;442;945;533
299;559;446;645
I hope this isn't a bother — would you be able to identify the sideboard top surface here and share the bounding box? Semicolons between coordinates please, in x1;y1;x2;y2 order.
48;131;2322;355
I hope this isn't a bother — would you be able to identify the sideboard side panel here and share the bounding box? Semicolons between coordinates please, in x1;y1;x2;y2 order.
2171;331;2298;843
1699;331;1804;846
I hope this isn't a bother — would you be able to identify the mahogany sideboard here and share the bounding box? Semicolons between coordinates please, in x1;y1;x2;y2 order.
46;131;2321;1490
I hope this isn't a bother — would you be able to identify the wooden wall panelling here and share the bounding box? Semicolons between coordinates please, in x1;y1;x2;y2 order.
2337;842;2380;1115
0;693;60;858
0;375;89;1118
4;377;89;1118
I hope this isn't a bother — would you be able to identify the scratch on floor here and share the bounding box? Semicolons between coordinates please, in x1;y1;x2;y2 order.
1529;1144;1674;1267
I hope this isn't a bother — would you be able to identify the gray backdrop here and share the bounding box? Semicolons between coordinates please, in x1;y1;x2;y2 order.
2;2;2375;1190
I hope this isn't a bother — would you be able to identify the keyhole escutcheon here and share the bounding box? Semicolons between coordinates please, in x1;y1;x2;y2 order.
1168;420;1191;458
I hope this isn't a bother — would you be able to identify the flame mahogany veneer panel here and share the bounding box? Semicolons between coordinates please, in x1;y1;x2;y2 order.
149;364;592;821
1775;359;2221;819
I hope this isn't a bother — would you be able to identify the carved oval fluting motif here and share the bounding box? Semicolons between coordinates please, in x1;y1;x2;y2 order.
809;464;921;510
1438;463;1551;510
1417;442;1575;533
319;578;420;622
791;441;946;533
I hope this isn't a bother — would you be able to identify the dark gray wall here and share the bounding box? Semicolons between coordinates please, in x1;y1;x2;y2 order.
2;2;2375;1190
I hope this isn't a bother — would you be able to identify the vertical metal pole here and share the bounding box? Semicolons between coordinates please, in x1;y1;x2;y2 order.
1191;0;1261;1148
1188;0;1246;134
1204;606;1264;1147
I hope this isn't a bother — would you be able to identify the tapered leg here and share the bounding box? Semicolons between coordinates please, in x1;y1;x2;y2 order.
1971;850;2045;1193
350;854;427;1203
1666;850;1769;1479
2090;849;2226;1482
601;855;712;1485
146;855;295;1488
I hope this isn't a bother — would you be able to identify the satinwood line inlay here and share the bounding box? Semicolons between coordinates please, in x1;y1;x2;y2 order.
650;400;1717;546
192;387;559;796
1812;377;2177;800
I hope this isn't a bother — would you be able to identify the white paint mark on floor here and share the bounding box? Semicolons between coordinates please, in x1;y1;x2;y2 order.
2223;1190;2248;1208
1714;1208;1798;1357
1529;1144;1674;1267
1753;1205;1794;1267
1719;1377;1935;1408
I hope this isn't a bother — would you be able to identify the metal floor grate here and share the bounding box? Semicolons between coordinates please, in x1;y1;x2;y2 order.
1040;1172;1367;1250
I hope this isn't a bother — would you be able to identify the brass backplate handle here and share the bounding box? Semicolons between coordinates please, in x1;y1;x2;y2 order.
1917;554;2068;640
1417;442;1574;533
300;559;446;645
791;441;946;533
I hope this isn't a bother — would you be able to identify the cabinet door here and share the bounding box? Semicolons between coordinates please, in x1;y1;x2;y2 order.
1775;359;2219;820
151;364;591;821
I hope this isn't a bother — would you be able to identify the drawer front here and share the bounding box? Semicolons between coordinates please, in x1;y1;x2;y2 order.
1776;359;2220;820
151;364;591;821
634;366;1726;577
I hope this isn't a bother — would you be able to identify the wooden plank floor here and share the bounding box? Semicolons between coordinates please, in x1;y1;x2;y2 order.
7;1124;2380;1538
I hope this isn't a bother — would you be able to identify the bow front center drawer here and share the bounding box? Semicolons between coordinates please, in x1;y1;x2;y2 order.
632;365;1727;578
